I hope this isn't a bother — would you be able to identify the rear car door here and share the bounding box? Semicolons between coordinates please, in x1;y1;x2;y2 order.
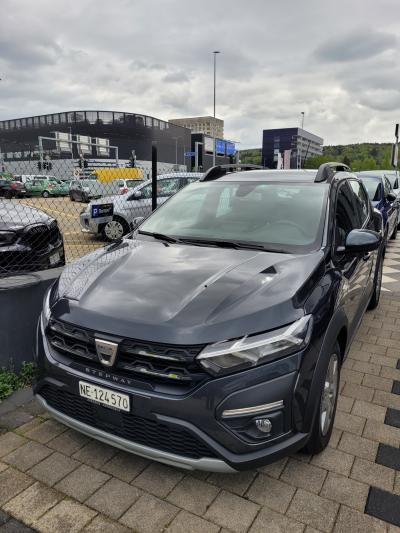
334;180;371;330
348;179;376;308
28;179;43;195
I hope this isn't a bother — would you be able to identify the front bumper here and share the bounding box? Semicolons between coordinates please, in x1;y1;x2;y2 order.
35;316;311;471
36;394;235;472
0;241;65;274
79;213;100;235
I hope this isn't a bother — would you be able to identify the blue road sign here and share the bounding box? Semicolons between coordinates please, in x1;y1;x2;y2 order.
184;151;196;157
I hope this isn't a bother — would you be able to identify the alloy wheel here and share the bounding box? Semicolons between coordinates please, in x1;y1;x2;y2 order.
320;353;339;436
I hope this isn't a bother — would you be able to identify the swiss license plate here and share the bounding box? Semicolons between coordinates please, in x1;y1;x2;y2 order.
79;381;130;412
49;251;60;265
91;203;113;218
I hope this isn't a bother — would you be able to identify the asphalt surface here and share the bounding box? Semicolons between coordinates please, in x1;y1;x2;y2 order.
17;196;106;262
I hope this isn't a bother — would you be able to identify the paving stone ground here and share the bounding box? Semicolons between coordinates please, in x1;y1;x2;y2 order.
1;238;400;532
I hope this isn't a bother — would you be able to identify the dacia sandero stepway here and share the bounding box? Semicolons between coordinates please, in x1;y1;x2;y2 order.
35;163;383;471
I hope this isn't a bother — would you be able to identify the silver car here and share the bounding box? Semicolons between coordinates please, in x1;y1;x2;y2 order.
80;173;203;241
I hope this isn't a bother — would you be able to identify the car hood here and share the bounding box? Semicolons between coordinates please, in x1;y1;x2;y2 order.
0;201;53;230
52;238;324;344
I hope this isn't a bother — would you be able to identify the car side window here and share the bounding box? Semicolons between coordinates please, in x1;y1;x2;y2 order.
348;180;369;227
335;182;359;248
136;184;151;199
157;178;180;197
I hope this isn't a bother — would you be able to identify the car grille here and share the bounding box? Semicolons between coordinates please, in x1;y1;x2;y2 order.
22;223;61;251
40;384;217;459
46;319;208;386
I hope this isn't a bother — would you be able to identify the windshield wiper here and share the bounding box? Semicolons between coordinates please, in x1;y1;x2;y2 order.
138;230;179;243
179;238;289;253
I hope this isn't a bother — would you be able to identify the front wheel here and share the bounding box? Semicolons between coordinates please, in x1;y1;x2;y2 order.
102;217;129;241
42;190;50;198
304;345;341;455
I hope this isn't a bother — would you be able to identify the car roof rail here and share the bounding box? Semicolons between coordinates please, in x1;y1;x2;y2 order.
314;162;351;183
200;164;264;182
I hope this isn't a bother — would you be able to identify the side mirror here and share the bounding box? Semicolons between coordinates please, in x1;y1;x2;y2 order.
344;229;381;254
130;190;142;200
132;216;144;228
387;192;397;202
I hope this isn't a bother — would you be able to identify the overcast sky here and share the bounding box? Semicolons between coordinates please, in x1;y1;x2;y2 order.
1;0;400;148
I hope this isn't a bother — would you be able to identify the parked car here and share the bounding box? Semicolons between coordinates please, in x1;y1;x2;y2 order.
117;178;145;194
35;163;383;472
69;179;124;203
13;174;47;185
0;201;65;274
0;179;27;199
25;178;69;198
80;172;203;241
357;172;399;241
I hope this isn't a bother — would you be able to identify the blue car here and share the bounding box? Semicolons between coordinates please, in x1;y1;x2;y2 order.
357;172;399;242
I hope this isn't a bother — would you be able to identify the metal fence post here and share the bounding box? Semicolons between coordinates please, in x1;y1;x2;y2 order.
152;143;157;211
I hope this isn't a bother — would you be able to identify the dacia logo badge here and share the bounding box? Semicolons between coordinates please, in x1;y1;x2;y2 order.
95;339;118;367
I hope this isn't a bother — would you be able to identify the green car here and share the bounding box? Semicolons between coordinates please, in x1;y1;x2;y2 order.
25;177;69;198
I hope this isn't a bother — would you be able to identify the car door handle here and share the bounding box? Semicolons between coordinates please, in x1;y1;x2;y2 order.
363;252;372;261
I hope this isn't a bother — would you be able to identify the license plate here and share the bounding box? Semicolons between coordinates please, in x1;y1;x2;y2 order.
49;252;60;265
79;381;130;412
91;203;113;218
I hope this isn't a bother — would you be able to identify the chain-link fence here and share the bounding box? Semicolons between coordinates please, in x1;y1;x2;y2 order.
0;156;202;278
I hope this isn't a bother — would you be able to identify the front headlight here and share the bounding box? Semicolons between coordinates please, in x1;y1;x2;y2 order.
0;230;17;246
197;315;312;376
42;286;52;327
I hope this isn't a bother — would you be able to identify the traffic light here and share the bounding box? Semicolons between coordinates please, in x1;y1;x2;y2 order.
78;159;83;168
84;160;88;168
37;162;42;171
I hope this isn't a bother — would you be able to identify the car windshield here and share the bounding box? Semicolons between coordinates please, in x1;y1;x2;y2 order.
139;181;328;253
359;177;381;201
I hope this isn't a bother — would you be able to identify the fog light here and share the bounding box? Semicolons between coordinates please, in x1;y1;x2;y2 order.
255;418;272;434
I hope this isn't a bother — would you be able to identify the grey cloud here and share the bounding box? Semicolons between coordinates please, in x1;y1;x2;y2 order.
1;0;400;147
315;29;397;62
163;71;189;83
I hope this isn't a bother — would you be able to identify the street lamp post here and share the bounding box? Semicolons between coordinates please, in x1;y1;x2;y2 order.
172;136;181;168
212;50;220;167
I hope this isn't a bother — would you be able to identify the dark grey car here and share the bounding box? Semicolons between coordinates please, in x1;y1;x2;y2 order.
0;201;65;274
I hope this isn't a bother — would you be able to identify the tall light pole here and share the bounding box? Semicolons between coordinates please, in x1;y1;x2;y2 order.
172;136;181;167
213;51;220;166
300;111;305;130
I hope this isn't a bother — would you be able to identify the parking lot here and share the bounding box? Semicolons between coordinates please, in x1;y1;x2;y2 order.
17;196;107;262
0;239;399;532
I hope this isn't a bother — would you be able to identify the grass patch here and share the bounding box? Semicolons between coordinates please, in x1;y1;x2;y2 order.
0;362;37;402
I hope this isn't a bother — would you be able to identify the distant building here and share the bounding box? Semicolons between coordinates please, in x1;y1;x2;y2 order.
190;134;236;171
169;116;224;139
262;128;323;169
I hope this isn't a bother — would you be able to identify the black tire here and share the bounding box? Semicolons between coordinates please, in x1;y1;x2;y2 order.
304;343;341;455
4;191;12;199
42;190;50;198
368;251;383;310
391;219;398;240
102;216;130;242
70;194;75;202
